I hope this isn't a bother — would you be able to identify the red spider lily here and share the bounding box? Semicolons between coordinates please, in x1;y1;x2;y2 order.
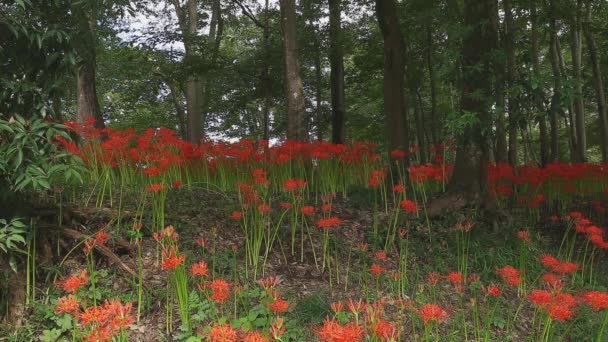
94;231;109;246
243;331;269;342
258;203;271;213
191;261;209;278
373;251;388;262
284;178;306;192
393;184;405;193
280;202;292;209
207;324;238;342
482;285;501;297
321;203;333;213
317;318;365;342
301;206;316;216
268;297;289;314
528;290;577;321
390;149;407;158
549;215;560;223
517;231;531;244
540;255;578;275
454;220;474;232
207;278;232;304
347;298;366;314
172;180;182;188
61;270;89;293
161;253;186;271
316;217;343;229
529;289;553;307
371;320;399;341
230;211;243;220
369;264;385;276
542;273;563;292
582;291;608;312
446;272;464;284
196;238;208;247
400;200;418;214
146;183;165;193
56;295;80;315
270;317;285;340
257;276;283;290
417;304;448;326
496;265;522;287
331;302;344;314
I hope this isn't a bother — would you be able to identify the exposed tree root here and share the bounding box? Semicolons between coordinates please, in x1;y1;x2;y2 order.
61;227;137;278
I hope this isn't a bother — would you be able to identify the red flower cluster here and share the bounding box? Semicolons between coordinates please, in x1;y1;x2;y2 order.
528;290;577;321
539;255;578;275
416;304;448;326
207;278;232;304
316;217;343;229
60;270;89;293
317;318;364;342
400;200;418;214
496;265;522;287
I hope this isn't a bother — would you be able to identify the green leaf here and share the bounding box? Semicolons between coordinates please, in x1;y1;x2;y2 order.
9;255;18;273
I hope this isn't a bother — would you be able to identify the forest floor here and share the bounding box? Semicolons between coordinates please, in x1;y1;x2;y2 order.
1;187;608;341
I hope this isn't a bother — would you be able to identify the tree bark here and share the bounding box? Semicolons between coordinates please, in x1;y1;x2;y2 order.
315;37;323;141
446;0;496;205
414;89;428;164
504;0;518;166
570;0;586;162
73;3;104;130
329;0;346;144
582;0;608;163
492;0;507;163
262;0;272;141
530;0;549;166
547;0;561;162
426;23;438;147
556;37;578;160
375;0;409;163
279;0;308;141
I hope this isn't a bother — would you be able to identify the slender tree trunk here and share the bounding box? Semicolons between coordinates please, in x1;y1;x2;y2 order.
329;0;346;144
74;4;104;130
315;41;323;141
414;89;427;164
492;0;507;162
548;30;561;161
504;0;518;166
279;0;308;141
547;0;561;162
426;24;438;147
530;0;549;166
570;1;586;162
556;36;578;161
262;0;272;141
582;0;608;163
375;0;409;163
167;80;188;140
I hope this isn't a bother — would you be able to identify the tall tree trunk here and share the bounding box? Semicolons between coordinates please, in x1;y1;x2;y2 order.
375;0;409;163
445;0;496;204
329;0;346;144
582;0;608;163
570;1;586;162
279;0;308;141
426;23;438;147
262;0;272;141
547;0;561;162
530;0;549;166
73;4;104;130
167;80;188;140
492;0;507;162
556;37;578;160
315;40;323;141
504;0;518;166
414;89;428;164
